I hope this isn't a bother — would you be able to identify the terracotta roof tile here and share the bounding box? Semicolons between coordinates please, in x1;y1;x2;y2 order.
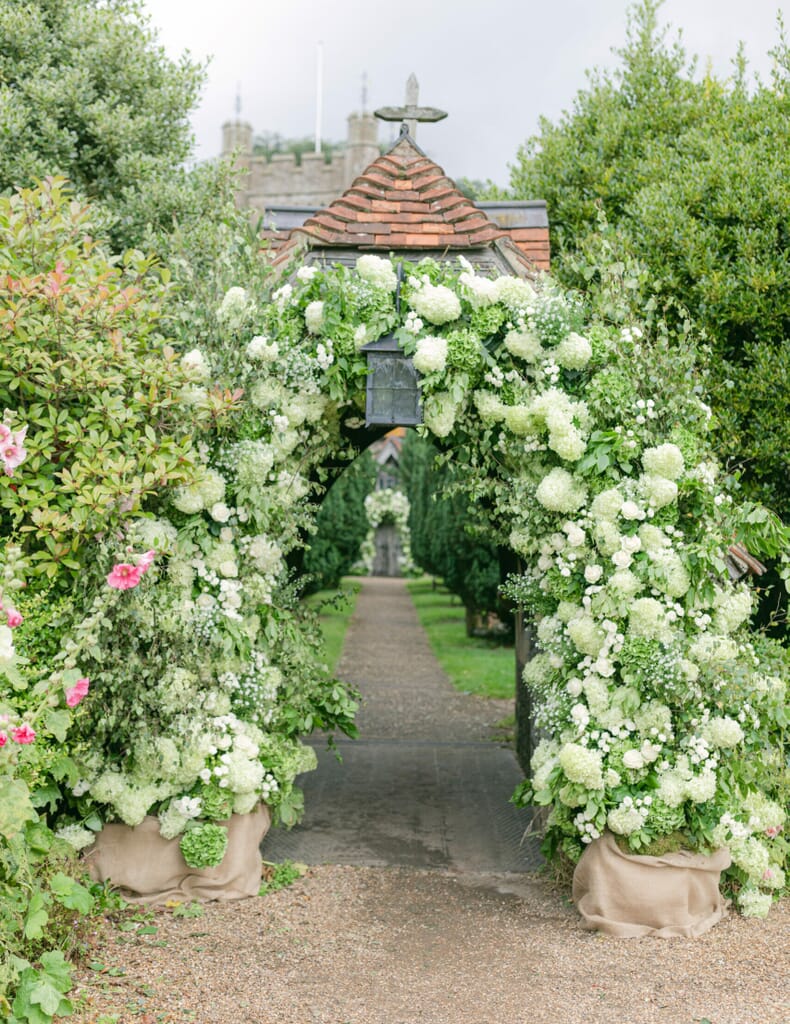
270;135;550;273
287;136;509;253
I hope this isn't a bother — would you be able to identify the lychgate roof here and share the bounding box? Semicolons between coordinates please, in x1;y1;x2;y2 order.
268;133;548;277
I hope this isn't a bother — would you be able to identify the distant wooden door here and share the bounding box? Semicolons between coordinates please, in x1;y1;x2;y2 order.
373;524;402;576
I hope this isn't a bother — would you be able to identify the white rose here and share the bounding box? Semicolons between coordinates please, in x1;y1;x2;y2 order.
623;749;645;770
566;678;584;698
620;500;645;521
612;550;633;569
584;565;603;584
210;502;231;523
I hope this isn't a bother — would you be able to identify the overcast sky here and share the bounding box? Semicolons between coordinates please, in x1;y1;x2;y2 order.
142;0;786;188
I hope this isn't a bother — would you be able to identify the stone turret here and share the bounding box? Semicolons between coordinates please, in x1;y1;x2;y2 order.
344;112;379;185
221;119;253;184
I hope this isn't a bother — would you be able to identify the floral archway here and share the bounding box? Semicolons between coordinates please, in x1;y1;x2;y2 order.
4;228;787;921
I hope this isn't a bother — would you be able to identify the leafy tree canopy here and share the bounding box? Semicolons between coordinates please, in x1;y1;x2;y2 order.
0;0;205;247
499;0;790;513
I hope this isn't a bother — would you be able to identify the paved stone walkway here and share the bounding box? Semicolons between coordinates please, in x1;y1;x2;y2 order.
262;576;541;872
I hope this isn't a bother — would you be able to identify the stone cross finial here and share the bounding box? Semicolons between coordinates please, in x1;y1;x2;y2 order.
374;74;447;140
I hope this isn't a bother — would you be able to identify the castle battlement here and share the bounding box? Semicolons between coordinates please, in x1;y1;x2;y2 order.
221;112;380;210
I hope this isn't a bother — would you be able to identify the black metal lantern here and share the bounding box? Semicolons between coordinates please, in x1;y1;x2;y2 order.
361;334;422;427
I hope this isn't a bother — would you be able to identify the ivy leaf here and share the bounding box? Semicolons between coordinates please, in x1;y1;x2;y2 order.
0;777;37;839
23;892;50;941
50;873;95;914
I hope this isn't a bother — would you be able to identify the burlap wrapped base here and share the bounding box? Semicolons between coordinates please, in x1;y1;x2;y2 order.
83;804;271;905
572;831;731;937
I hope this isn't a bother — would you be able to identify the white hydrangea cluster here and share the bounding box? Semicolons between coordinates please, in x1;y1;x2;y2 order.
246;335;279;362
173;468;226;515
181;348;211;381
558;742;604;790
409;281;461;325
217;286;250;328
422;391;458;437
642;443;685;480
554;332;592;370
356;254;398;291
536;468;588;513
504;328;543;362
412;335;448;374
459;270;498;308
305;300;325;334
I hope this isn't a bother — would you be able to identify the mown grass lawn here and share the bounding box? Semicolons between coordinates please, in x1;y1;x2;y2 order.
406;577;515;700
306;581;361;672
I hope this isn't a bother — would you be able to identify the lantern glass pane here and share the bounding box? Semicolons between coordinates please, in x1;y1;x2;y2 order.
365;352;422;426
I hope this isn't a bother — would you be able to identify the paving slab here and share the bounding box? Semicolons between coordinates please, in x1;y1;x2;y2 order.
262;577;541;871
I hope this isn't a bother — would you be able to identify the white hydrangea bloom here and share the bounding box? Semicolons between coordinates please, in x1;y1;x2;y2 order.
422;392;458;437
554;332;592;369
607;804;647;835
642;443;685;480
628;597;670;641
608;568;642;598
173;469;226;515
535;468;588;513
638;523;671;556
246;336;279;362
132;517;178;553
492;275;535;309
410;283;461;325
356;254;398;291
305;300;325;334
412;335;448;374
296;265;318;283
686;770;717;804
459;271;498;308
54;824;96;851
640;474;678;509
558;743;604;790
738;887;773;918
181;348;210;381
217;286;249;327
703;717;744;749
712;585;753;634
567;613;605;657
591;488;624;520
504;329;543;361
473;390;506;424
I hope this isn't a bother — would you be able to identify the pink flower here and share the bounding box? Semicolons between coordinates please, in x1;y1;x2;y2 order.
765;825;782;839
66;677;90;708
6;609;23;628
0;731;7;748
106;562;143;590
11;723;35;744
1;440;27;477
138;549;156;573
0;424;10;445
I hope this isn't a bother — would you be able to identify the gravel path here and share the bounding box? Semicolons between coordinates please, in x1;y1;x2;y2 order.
71;578;790;1024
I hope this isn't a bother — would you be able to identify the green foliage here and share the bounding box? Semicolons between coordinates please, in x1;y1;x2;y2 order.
0;0;204;250
406;579;514;699
401;432;501;627
302;453;377;594
179;823;229;869
258;858;307;895
11;950;73;1024
502;0;790;518
252;132;345;165
307;585;361;673
0;179;203;579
